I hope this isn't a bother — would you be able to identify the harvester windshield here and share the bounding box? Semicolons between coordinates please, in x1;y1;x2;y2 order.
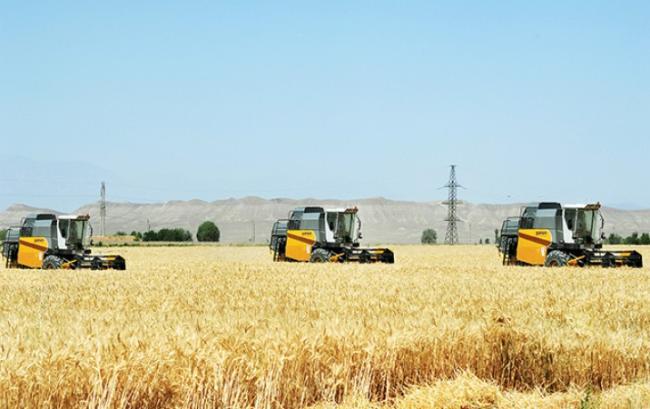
60;219;91;249
334;211;360;243
569;209;603;244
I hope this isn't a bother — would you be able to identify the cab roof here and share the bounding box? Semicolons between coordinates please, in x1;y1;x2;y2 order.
293;206;358;214
26;213;90;221
526;202;601;210
58;214;91;220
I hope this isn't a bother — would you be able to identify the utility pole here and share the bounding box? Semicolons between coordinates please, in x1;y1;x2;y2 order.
251;220;256;243
100;182;106;236
443;165;463;245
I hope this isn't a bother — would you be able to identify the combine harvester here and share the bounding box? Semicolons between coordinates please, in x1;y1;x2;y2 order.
498;202;642;268
270;206;394;263
2;213;126;270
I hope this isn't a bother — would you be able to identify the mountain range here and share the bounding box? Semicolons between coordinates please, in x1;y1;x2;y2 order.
1;198;649;244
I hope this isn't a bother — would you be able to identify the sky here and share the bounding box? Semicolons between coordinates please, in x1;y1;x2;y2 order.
1;1;649;212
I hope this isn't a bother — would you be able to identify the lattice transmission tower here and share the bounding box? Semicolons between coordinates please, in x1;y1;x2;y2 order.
100;182;106;236
443;165;463;245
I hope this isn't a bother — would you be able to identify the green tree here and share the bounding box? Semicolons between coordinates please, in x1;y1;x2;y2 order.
421;228;437;244
624;232;640;245
160;228;191;242
197;221;220;242
485;238;490;245
640;233;650;245
142;230;158;242
0;229;6;241
141;228;192;242
607;233;623;245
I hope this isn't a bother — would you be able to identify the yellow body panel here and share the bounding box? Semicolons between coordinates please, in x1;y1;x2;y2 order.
516;229;552;266
17;237;49;269
285;230;317;262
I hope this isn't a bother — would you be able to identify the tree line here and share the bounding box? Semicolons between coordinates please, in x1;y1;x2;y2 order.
606;232;650;245
421;229;491;245
116;221;220;242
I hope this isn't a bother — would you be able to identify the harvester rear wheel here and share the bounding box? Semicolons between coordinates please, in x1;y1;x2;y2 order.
310;249;331;263
545;251;570;267
42;255;63;270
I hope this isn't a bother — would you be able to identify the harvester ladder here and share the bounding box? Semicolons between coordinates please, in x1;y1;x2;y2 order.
502;250;510;266
502;237;516;266
271;235;285;262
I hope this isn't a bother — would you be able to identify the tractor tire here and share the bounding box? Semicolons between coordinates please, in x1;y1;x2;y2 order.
310;248;331;263
545;251;570;267
42;255;63;270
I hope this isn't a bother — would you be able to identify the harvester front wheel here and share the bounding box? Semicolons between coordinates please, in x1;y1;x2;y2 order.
545;251;570;267
310;249;331;263
42;255;63;270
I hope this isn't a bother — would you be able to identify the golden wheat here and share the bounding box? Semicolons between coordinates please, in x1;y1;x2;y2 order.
1;245;649;408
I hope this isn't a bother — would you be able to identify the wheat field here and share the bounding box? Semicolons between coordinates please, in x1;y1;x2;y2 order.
1;245;649;408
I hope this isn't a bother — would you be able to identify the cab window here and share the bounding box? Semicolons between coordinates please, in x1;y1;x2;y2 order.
59;219;69;239
520;207;536;229
300;213;321;231
533;209;559;230
326;213;338;232
564;209;577;231
32;220;54;238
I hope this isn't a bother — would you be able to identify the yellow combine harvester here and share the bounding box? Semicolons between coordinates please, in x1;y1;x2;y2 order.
498;202;642;268
270;206;394;263
2;213;126;270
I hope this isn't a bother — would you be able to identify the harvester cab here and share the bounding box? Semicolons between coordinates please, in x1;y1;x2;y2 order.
270;206;394;263
1;213;126;270
498;202;642;268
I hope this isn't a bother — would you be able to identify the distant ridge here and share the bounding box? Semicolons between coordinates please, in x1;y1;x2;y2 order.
1;198;648;244
2;204;62;221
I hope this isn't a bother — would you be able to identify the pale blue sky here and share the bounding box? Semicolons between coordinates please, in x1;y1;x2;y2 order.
1;1;649;211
